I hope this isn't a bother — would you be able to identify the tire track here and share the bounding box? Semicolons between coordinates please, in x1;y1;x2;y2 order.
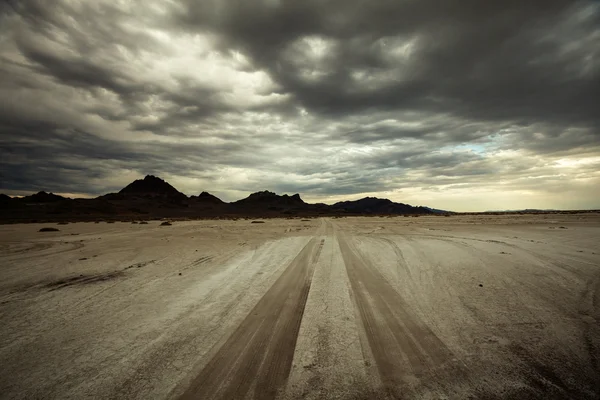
311;239;325;264
178;237;322;400
0;241;54;256
377;237;415;284
1;240;85;261
336;231;458;396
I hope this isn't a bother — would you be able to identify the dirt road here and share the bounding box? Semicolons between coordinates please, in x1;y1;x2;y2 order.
0;215;599;399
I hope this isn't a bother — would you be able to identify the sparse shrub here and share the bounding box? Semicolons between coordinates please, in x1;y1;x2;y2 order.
131;221;138;224
57;222;68;225
160;221;172;226
39;227;59;232
251;220;265;224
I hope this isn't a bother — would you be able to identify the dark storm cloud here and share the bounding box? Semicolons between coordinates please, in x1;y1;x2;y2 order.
175;0;600;128
0;0;599;209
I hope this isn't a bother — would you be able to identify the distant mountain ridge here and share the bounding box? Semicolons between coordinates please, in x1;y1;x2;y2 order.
484;208;558;213
22;191;67;203
234;191;306;206
332;197;431;214
0;175;441;222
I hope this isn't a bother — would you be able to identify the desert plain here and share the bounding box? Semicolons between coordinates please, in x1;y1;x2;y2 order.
0;214;599;399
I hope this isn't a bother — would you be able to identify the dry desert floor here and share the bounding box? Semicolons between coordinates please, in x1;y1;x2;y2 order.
1;215;599;399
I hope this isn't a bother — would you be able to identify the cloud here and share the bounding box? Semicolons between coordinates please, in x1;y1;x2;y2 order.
0;0;599;210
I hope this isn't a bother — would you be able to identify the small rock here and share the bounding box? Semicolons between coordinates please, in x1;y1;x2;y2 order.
39;227;59;232
479;284;483;287
178;272;182;276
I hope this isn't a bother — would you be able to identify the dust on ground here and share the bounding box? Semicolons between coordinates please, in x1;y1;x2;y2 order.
1;214;599;399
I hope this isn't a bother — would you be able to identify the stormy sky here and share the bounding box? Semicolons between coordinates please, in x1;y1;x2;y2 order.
1;1;599;211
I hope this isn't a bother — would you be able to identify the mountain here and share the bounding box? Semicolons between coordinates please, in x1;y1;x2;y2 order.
20;191;67;203
191;191;223;203
0;193;17;209
234;191;306;207
118;175;187;200
0;175;445;222
230;191;309;215
332;197;432;215
189;192;227;211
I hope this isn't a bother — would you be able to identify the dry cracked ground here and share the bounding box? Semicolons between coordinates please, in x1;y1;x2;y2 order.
0;215;599;399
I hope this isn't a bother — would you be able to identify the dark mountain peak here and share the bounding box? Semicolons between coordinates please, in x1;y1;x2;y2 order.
198;191;219;199
192;191;224;204
119;175;186;199
280;193;304;202
0;194;12;202
247;190;277;199
363;197;393;204
21;191;67;203
143;175;162;182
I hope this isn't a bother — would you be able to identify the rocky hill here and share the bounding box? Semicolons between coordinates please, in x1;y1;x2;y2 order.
190;191;224;204
118;175;187;200
332;197;431;214
20;191;67;203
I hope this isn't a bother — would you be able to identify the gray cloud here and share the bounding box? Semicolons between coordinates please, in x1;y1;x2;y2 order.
174;1;599;123
0;0;599;210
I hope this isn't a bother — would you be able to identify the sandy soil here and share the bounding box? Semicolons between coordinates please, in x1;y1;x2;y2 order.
0;215;599;399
